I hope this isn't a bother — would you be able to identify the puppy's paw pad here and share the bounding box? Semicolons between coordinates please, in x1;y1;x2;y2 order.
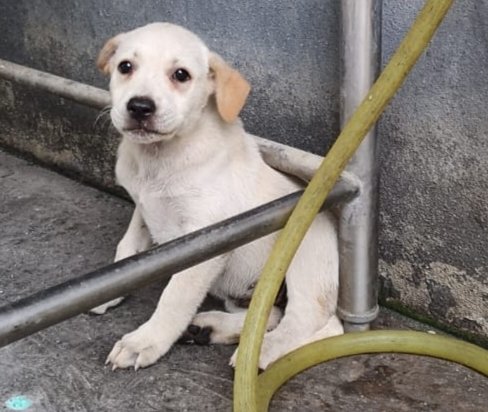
178;325;213;345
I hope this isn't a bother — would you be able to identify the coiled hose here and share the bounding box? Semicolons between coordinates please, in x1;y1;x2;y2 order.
233;0;488;410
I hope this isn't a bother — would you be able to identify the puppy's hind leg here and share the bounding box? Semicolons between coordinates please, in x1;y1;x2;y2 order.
90;206;152;314
301;314;343;344
248;294;342;369
181;306;282;345
242;217;342;370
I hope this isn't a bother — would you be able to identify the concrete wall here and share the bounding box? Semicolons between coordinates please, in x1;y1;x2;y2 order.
0;1;486;344
379;0;488;345
0;0;340;189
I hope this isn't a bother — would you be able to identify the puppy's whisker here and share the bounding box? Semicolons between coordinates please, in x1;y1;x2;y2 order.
94;106;112;129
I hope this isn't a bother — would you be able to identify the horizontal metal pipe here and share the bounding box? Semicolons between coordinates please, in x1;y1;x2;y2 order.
0;180;358;348
251;134;322;183
0;58;327;184
0;59;111;109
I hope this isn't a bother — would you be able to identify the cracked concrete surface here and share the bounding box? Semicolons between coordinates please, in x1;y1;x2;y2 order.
379;259;488;341
1;150;487;411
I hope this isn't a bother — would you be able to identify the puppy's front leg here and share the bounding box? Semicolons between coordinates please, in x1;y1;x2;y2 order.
90;206;152;314
114;205;153;261
106;257;225;370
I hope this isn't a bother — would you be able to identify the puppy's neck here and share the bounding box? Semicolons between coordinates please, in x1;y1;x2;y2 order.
126;102;245;166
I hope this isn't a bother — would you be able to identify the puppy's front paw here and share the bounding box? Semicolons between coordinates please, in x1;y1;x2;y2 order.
106;323;166;370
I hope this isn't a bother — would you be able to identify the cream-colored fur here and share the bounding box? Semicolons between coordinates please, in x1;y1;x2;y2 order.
94;22;343;370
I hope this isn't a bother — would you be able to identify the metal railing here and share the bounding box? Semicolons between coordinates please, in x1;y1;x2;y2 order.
0;183;357;347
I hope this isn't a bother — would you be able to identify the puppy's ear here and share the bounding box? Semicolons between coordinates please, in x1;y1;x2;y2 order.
209;52;250;123
97;35;121;75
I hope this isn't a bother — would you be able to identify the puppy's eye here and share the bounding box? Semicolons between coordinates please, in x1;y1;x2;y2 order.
172;68;191;83
118;61;133;75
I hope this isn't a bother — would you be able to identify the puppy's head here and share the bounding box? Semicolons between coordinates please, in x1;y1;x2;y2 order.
97;22;250;144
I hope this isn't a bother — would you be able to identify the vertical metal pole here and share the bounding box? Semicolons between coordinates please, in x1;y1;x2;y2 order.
338;0;382;331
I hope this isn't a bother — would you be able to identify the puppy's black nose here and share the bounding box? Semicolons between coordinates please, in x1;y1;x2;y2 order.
127;97;156;121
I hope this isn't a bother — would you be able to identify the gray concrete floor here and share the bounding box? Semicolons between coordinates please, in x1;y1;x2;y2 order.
0;149;487;412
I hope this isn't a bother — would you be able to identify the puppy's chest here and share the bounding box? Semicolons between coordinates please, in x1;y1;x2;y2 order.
117;160;227;243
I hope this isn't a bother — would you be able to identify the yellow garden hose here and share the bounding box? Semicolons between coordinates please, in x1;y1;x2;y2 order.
232;0;488;410
256;331;488;410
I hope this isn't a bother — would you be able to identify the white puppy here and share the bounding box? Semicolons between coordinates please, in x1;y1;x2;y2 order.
94;22;343;370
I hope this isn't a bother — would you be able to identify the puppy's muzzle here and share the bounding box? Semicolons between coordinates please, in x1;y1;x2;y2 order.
127;97;156;122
